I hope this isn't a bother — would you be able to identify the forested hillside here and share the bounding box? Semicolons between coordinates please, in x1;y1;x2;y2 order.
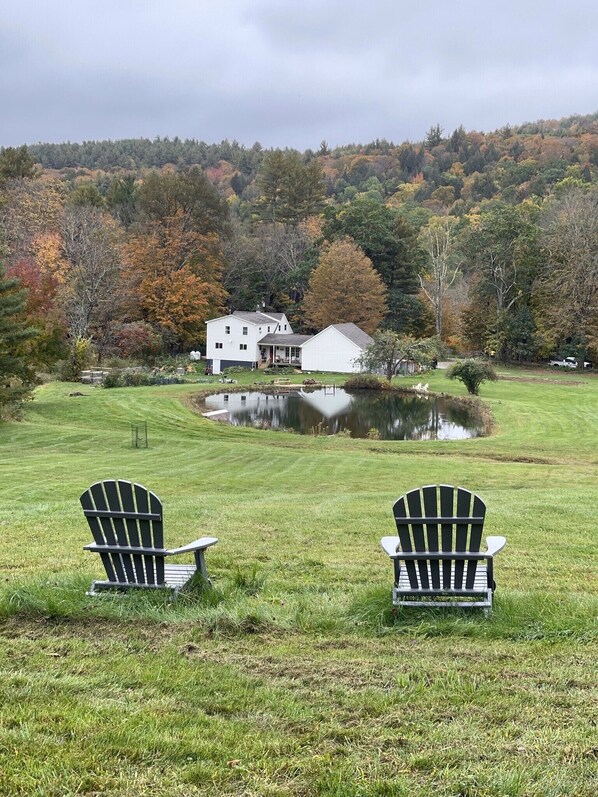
3;111;598;372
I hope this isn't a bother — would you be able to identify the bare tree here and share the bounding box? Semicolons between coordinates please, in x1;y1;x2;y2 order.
223;221;312;309
60;207;123;358
538;187;598;359
418;217;461;337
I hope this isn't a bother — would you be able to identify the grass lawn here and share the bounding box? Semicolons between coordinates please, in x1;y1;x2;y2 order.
0;367;597;796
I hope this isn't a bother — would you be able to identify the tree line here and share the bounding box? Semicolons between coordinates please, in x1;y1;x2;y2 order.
2;111;598;414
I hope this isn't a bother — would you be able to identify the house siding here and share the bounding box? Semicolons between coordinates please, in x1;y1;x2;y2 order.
301;327;365;373
205;312;293;374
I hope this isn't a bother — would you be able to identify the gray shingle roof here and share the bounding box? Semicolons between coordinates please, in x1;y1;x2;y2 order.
231;311;281;325
259;334;312;346
330;323;373;349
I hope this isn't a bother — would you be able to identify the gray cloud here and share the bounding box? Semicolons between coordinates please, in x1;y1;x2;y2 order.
1;0;598;149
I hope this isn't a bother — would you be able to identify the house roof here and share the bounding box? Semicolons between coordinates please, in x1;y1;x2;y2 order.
259;334;312;346
231;311;281;326
331;323;374;349
303;323;373;350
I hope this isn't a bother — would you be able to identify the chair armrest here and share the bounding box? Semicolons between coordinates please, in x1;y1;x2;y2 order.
485;536;506;556
166;537;218;556
380;536;401;557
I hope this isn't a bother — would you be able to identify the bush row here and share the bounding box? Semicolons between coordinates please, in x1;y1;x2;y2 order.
103;371;186;388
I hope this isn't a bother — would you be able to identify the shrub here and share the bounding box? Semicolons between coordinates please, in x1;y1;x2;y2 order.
122;370;151;387
103;369;187;388
102;370;123;388
264;366;296;375
344;374;385;390
446;359;498;395
60;336;92;381
112;321;163;364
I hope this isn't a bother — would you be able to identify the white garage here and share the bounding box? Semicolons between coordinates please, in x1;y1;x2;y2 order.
301;323;373;374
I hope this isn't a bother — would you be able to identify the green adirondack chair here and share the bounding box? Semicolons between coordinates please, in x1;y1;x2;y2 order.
81;479;218;596
381;485;506;613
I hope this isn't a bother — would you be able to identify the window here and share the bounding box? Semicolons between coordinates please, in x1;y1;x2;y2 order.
215;342;223;349
225;325;230;334
284;324;287;330
242;327;248;335
267;326;270;332
239;344;247;351
291;347;300;359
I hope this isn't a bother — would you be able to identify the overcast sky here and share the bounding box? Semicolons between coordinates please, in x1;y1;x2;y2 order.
1;0;597;151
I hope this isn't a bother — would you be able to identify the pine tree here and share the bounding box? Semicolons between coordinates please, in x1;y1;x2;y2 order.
0;259;38;416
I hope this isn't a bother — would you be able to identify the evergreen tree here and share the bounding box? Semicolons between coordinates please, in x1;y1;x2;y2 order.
323;198;428;334
0;259;38;416
0;145;36;189
256;150;325;223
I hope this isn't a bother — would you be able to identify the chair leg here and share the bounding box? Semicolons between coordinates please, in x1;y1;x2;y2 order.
193;550;210;584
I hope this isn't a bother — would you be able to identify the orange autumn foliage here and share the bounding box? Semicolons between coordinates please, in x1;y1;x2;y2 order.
122;211;227;346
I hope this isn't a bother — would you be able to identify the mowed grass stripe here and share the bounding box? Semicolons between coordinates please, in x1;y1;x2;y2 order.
1;370;598;796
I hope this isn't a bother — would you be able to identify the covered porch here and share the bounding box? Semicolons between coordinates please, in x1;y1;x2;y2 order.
258;333;312;368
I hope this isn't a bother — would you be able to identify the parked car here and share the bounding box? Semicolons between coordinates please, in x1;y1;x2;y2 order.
549;356;591;368
564;357;592;368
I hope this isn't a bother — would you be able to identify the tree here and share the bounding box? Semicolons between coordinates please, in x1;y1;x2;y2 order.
537;187;598;363
0;177;67;366
323;198;428;334
60;207;123;359
105;174;138;227
123;169;229;349
256;149;325;223
223;220;315;312
425;124;444;150
137;167;229;237
461;203;540;361
0;259;38;416
302;239;387;334
446;359;497;395
418;217;461;337
0;146;36;189
69;181;105;208
358;330;439;382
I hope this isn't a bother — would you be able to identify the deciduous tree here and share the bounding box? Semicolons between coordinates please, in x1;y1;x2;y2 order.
223;220;315;312
323;198;428;334
358;330;439;382
418;216;461;338
60;207;123;358
302;239;387;334
123;169;229;349
446;359;497;395
537;187;598;362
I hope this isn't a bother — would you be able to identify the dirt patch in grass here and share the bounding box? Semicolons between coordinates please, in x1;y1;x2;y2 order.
499;375;586;385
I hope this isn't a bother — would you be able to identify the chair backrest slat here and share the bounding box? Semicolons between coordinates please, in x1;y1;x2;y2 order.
439;484;455;587
422;485;440;588
392;485;487;593
394;493;416;589
81;480;165;587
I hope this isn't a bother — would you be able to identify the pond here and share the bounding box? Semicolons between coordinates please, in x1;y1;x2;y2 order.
202;387;485;440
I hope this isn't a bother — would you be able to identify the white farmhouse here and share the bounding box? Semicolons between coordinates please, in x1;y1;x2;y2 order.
206;311;295;374
206;313;374;375
301;323;373;373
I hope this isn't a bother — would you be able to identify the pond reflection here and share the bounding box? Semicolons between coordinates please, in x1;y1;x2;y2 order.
202;387;484;440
